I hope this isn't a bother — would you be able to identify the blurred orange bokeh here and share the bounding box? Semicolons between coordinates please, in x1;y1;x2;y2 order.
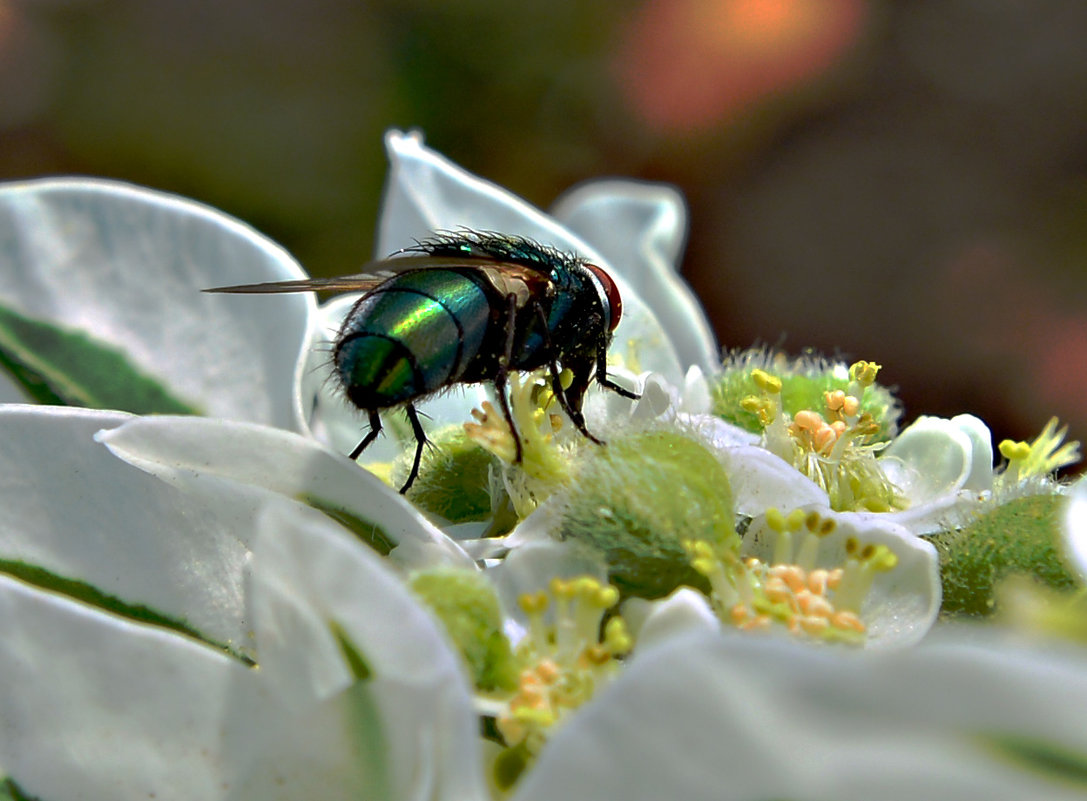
616;0;868;131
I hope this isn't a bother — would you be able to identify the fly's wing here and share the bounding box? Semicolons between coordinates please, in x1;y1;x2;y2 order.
203;274;386;294
204;256;551;302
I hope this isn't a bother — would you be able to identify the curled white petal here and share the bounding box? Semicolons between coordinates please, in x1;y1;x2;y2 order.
0;178;314;430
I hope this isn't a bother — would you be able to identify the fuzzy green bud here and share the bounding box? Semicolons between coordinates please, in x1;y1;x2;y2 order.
403;426;497;523
558;430;736;599
410;569;518;692
711;348;901;440
929;494;1081;618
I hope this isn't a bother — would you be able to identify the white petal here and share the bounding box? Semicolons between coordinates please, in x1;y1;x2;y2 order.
629;587;719;652
241;501;486;801
515;631;1087;801
0;574;248;801
950;413;995;491
96;414;474;568
0;370;30;402
743;510;941;647
551;180;719;374
718;443;830;517
1063;475;1087;580
0;405;252;648
0;178;314;430
881;415;977;501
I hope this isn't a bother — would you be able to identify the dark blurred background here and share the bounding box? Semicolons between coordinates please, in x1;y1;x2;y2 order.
3;0;1086;456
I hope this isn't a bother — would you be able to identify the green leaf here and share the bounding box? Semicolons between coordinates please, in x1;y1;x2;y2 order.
0;558;253;665
0;303;199;415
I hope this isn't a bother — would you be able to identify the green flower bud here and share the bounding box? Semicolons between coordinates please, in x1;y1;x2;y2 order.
558;430;735;600
410;569;518;692
930;494;1081;618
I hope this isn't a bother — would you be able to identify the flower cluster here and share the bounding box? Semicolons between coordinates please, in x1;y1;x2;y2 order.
0;132;1085;801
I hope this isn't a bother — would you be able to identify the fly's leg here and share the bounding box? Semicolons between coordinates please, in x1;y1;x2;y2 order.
494;293;525;464
594;338;640;400
533;304;604;445
400;403;429;494
349;410;383;459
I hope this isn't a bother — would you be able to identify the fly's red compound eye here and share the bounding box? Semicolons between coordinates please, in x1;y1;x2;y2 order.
585;263;623;331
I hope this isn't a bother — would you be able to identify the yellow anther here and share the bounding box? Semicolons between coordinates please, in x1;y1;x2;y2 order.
772;564;806;594
817;517;836;536
849;360;881;386
825;389;847;412
583;644;611;665
785;508;807;530
751;369;782;394
519;591;550;615
831;611;866;633
799;616;830;635
999;440;1032;461
869;545;898;572
797;591;834;618
550;577;573;599
740;395;764;413
730;603;751;626
594;585;620;609
793;409;823;432
603;617;632;654
764;576;792;604
740;614;772;632
765;507;786;532
571;576;599;598
819;425;843;454
805;511;824;532
808;568;831;595
535;659;561;683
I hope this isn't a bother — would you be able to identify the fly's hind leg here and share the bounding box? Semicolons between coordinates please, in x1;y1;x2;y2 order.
347;408;427;494
493;293;525;464
401;403;429;494
349;410;383;460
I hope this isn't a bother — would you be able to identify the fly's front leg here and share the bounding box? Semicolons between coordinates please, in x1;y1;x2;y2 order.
533;303;603;445
594;332;640;400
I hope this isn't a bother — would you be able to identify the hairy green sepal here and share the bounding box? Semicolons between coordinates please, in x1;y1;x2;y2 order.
559;430;735;599
404;426;497;523
410;569;518;692
930;494;1079;617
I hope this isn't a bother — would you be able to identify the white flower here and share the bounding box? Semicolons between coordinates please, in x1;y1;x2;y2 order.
0;406;484;800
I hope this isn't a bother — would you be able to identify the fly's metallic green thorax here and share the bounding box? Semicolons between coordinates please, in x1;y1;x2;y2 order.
205;231;636;493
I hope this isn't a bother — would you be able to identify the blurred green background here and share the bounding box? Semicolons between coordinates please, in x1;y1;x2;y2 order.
3;0;1086;453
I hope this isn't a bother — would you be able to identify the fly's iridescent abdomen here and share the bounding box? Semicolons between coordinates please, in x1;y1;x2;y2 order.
334;269;494;410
